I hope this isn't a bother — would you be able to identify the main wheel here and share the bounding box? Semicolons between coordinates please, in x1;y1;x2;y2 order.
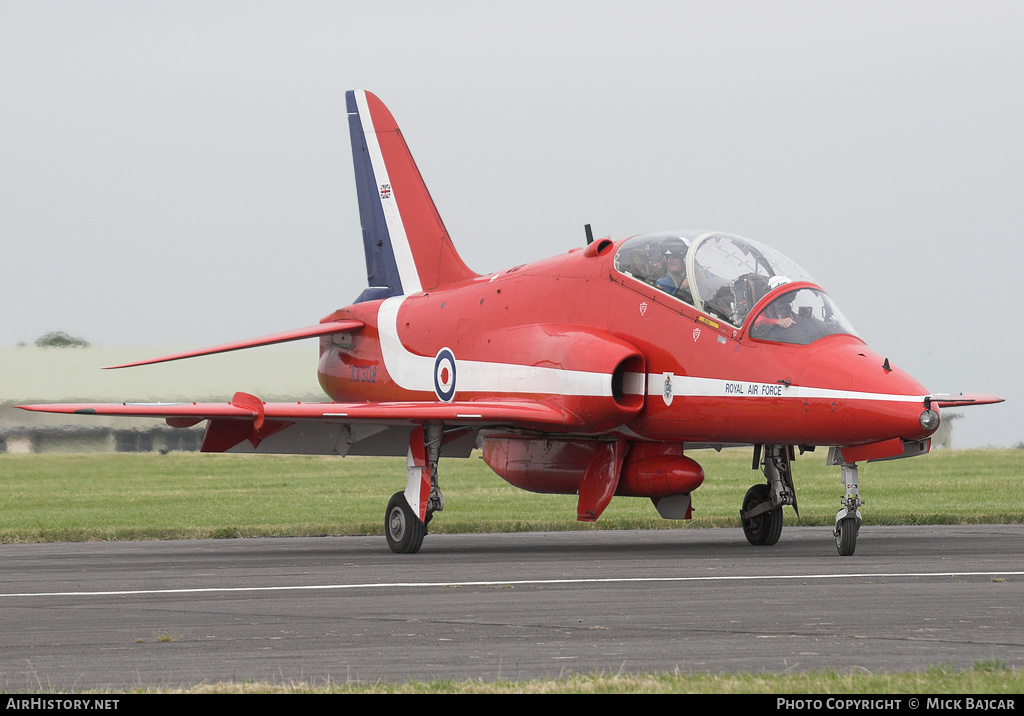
835;516;858;556
385;492;426;554
741;483;783;546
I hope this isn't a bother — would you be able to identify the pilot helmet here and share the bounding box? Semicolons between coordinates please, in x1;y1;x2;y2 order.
768;275;791;290
662;238;688;257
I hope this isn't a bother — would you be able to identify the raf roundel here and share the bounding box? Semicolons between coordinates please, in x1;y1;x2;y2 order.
433;347;457;402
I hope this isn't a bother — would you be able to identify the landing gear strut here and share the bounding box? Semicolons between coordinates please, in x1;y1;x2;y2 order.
384;423;445;554
741;445;798;546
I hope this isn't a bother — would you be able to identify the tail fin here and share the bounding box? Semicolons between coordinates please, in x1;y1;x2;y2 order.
347;90;476;301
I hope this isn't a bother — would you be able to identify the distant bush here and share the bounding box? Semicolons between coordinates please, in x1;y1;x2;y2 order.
34;331;90;348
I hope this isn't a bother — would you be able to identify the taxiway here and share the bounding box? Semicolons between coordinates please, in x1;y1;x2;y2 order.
1;525;1021;689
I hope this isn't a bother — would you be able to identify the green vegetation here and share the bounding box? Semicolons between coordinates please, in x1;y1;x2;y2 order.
0;448;1020;543
130;663;1023;693
32;330;90;348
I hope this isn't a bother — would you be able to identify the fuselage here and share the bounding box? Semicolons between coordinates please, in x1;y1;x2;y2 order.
317;234;936;451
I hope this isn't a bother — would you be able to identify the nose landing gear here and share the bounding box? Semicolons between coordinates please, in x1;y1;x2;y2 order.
833;460;863;556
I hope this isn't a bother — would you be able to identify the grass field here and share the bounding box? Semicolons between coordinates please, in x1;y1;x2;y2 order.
151;664;1024;694
1;447;1021;542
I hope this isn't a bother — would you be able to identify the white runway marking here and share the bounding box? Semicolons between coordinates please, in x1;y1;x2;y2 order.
2;570;1021;599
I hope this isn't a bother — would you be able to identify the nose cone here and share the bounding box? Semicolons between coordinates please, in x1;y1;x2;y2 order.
797;339;935;446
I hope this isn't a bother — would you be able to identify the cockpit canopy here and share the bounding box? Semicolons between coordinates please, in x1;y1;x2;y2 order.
613;231;859;344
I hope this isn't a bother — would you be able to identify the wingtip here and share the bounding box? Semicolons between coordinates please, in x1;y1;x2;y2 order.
15;403;92;414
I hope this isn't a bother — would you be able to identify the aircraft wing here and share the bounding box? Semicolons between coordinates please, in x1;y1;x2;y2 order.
18;393;574;456
927;393;1005;408
18;395;570;426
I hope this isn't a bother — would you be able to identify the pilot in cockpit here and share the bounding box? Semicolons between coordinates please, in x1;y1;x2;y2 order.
752;276;797;333
655;238;693;304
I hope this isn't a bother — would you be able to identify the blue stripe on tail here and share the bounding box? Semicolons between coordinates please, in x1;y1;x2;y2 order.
346;91;404;302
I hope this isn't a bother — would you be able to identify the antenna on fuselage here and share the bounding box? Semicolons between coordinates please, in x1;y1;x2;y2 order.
584;224;594;245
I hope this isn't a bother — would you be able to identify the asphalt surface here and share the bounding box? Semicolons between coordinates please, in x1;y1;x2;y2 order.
1;525;1022;690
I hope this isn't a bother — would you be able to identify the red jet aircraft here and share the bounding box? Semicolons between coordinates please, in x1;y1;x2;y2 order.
22;90;1003;556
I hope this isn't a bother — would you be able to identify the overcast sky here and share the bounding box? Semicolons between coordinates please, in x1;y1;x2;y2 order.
1;1;1021;448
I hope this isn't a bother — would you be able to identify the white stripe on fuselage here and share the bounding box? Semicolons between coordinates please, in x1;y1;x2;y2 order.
353;90;422;295
377;297;613;397
649;374;925;404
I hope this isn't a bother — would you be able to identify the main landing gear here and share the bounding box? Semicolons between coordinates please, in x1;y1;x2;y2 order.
740;444;798;546
384;423;445;554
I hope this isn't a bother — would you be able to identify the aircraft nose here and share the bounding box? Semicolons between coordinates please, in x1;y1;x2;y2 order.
850;359;938;444
797;343;937;445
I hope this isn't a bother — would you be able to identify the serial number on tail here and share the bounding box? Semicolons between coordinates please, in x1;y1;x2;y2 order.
349;365;378;383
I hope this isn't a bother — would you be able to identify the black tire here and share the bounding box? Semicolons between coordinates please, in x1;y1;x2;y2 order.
385;492;426;554
835;516;858;556
741;483;783;546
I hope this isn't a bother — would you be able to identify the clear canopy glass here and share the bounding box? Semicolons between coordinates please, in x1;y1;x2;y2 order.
613;231;859;344
748;287;859;345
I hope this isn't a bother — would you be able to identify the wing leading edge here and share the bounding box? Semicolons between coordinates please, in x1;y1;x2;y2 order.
19;395;574;426
104;320;364;369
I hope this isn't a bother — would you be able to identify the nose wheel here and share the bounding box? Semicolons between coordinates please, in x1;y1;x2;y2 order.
835;515;859;556
832;459;863;556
